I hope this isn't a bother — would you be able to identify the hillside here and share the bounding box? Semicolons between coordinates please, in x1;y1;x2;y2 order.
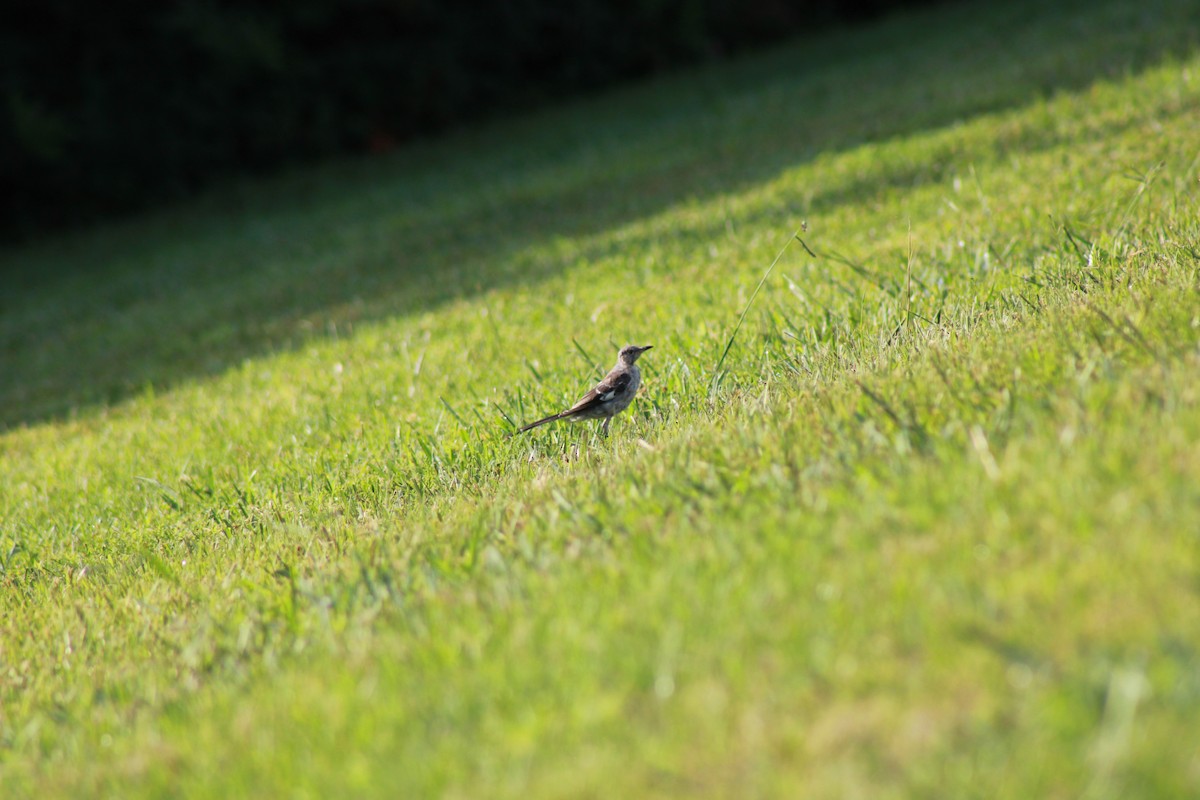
2;0;1198;796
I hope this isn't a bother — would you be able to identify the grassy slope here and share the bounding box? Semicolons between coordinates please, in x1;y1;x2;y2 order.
2;0;1199;796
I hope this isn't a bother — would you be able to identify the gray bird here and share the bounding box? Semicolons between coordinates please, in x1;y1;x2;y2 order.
516;344;653;435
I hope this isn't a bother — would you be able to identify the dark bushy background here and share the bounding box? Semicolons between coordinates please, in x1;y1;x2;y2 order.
1;0;940;240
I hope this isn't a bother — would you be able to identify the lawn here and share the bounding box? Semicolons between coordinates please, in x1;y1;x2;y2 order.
2;0;1199;796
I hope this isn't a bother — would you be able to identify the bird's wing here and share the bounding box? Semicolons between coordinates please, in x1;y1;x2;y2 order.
566;370;631;414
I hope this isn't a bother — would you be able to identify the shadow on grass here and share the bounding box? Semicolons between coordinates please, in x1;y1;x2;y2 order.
1;0;1196;431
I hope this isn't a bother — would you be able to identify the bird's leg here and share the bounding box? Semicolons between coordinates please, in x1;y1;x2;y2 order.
600;417;611;437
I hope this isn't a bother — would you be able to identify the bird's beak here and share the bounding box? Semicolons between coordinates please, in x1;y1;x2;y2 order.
640;345;653;352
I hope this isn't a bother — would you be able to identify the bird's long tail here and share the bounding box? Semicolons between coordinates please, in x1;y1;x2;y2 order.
515;411;567;434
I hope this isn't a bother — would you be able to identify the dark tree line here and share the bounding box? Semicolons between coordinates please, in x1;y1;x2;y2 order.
1;0;945;240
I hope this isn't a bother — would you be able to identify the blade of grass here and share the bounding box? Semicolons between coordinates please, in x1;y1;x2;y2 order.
710;227;809;396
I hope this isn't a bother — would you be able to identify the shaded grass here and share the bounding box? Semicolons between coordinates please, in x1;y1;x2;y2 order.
2;0;1200;796
2;0;1198;429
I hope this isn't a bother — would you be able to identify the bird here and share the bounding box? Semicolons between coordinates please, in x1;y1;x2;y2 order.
515;344;653;436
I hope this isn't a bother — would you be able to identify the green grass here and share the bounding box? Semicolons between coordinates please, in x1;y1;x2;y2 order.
3;0;1199;796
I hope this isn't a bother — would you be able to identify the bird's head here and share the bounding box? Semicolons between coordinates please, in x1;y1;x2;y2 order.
618;344;653;365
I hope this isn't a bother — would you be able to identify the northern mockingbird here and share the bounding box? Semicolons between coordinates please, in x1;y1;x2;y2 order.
516;344;652;435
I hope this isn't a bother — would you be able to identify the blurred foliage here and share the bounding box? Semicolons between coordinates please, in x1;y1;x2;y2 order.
0;0;942;240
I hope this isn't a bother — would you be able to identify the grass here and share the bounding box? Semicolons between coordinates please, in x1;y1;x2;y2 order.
2;0;1199;796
